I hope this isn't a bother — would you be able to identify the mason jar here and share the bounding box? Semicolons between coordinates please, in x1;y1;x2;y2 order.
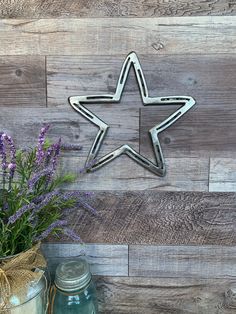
0;275;47;314
51;259;98;314
0;253;48;314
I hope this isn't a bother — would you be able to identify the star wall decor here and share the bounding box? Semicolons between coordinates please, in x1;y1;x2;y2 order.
68;52;195;176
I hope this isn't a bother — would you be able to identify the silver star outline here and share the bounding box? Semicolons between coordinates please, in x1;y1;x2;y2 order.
69;52;195;176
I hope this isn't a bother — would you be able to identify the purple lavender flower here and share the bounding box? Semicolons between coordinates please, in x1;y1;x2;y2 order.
45;145;54;165
29;190;60;221
52;138;61;171
32;190;59;204
36;125;50;165
1;133;16;162
34;220;67;241
63;227;82;242
60;191;97;216
8;202;35;224
0;134;7;171
28;168;53;190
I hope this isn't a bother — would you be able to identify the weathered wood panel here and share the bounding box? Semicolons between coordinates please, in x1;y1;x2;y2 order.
96;276;236;313
47;54;236;107
0;17;236;55
61;156;209;191
0;106;140;156
129;245;236;278
140;106;236;159
1;0;235;18
0;106;208;192
209;158;236;192
47;191;236;245
0;56;46;107
42;243;128;276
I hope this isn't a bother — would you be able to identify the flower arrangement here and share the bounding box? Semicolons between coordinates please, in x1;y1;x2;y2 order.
0;125;94;257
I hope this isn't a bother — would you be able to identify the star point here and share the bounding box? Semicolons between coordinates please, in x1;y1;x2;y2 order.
69;52;195;177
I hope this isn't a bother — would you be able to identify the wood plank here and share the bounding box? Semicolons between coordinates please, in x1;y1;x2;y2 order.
0;106;139;156
47;54;236;107
0;105;208;192
61;156;208;191
129;245;236;278
95;276;236;313
47;191;236;245
42;243;128;276
0;56;46;107
0;17;236;55
1;0;235;18
140;105;236;159
209;158;236;192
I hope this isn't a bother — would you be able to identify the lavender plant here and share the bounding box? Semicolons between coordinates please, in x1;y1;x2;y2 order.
0;126;94;257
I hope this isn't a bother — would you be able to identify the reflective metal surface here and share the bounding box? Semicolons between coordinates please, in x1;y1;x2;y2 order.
69;52;195;176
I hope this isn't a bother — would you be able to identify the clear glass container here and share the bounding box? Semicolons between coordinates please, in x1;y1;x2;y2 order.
51;259;98;314
0;275;48;314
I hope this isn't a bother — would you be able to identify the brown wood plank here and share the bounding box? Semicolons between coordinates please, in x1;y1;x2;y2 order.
47;191;236;245
0;56;46;107
61;156;208;191
140;105;236;159
47;54;236;107
0;17;236;55
209;158;236;192
129;245;236;278
1;0;235;18
95;276;236;313
42;243;128;276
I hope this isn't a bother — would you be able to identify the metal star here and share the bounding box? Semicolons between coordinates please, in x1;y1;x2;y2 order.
69;52;195;176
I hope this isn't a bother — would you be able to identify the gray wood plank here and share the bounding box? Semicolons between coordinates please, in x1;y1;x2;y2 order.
0;56;46;107
47;54;236;107
129;245;236;279
140;105;236;159
0;17;236;55
0;106;139;157
42;243;128;276
0;106;208;191
209;158;236;192
47;191;236;245
61;156;209;191
95;276;236;314
1;0;235;18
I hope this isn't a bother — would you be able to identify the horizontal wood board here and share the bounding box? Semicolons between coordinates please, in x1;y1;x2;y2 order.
1;0;235;18
0;17;236;55
46;191;236;245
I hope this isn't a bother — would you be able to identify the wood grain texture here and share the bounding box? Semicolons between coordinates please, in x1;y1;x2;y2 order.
0;56;46;107
42;243;128;276
47;191;236;245
140;106;236;159
129;245;236;278
0;106;140;157
61;156;209;191
209;158;236;192
0;17;236;55
96;276;236;314
0;105;208;192
1;0;235;18
47;54;236;107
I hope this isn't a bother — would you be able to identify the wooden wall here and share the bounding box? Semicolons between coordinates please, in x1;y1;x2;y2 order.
1;1;236;312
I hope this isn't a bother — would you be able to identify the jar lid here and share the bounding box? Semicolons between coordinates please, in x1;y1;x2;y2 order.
55;259;92;292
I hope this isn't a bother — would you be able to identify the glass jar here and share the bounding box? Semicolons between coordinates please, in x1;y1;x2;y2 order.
0;253;48;314
0;275;48;314
51;259;98;314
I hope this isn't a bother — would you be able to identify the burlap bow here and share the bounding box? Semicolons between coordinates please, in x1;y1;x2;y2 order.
0;243;46;311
